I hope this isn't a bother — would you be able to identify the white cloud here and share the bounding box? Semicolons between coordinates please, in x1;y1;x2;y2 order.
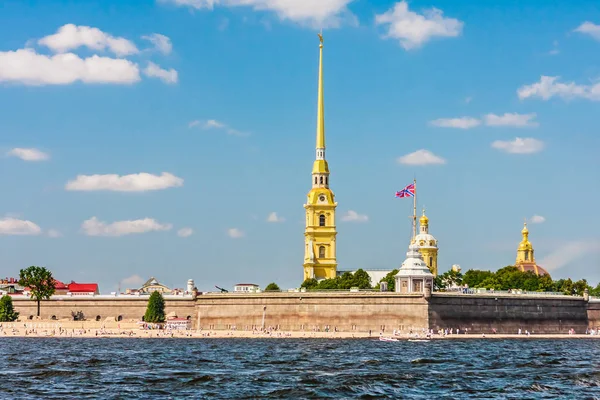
158;0;355;28
141;33;173;54
530;215;546;224
517;76;600;101
121;274;145;286
341;210;368;222
491;137;544;154
375;1;463;50
266;212;285;223
143;62;178;84
227;228;244;238
429;117;480;129
0;217;42;236
7;147;50;161
177;227;194;237
0;48;140;86
483;113;539;127
189;119;249;136
47;229;63;238
81;217;172;237
65;172;183;192
574;21;600;41
38;24;139;56
397;149;446;166
538;240;600;272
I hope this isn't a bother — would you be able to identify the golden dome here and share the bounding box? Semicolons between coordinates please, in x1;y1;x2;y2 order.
419;208;429;225
521;222;529;235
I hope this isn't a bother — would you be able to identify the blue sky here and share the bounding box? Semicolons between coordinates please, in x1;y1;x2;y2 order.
1;0;599;292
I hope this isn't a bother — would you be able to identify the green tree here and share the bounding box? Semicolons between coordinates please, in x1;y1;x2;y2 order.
317;278;339;290
144;291;166;323
573;279;589;296
264;282;281;291
462;270;495;288
378;269;399;292
351;269;372;289
590;283;600;297
0;295;19;322
18;266;56;317
435;269;464;291
537;274;554;292
300;278;318;290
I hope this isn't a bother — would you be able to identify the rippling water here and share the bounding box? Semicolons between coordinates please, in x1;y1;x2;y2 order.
1;338;599;399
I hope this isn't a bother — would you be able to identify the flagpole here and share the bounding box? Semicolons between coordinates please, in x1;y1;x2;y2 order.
412;178;417;240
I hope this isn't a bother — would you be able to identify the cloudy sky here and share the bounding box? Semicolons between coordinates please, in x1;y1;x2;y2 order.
1;0;599;292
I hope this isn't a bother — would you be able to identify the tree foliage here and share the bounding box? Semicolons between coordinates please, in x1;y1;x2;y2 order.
378;269;399;291
434;269;463;291
460;266;594;295
0;295;19;322
18;266;56;317
300;269;372;290
264;282;281;291
144;291;166;323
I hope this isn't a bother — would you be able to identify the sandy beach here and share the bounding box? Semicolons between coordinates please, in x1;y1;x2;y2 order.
1;321;598;340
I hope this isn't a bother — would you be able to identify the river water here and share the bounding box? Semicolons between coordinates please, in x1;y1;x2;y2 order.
0;338;598;399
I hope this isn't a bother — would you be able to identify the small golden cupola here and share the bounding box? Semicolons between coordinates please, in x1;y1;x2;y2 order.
515;221;549;276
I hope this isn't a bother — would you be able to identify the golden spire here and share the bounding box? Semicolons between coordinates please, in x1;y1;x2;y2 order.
316;32;325;150
312;32;329;176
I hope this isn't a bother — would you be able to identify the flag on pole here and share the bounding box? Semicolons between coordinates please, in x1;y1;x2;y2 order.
395;183;415;198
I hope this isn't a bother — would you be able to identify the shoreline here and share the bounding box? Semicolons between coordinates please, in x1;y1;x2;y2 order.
1;327;598;340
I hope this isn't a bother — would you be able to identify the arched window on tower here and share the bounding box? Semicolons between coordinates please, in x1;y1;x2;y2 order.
314;177;317;185
319;214;326;226
325;177;328;185
319;246;326;258
429;257;433;267
320;177;323;184
525;251;529;261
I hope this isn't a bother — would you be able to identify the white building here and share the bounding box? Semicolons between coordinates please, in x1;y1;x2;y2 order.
234;283;260;293
395;243;434;294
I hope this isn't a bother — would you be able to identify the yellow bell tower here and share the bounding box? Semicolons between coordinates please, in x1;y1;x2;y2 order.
413;208;439;276
303;33;338;281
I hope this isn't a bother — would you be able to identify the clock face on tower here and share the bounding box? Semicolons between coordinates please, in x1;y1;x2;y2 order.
319;195;326;202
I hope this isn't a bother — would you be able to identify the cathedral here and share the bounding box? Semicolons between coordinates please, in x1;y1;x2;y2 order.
412;209;439;276
515;222;549;276
303;34;338;281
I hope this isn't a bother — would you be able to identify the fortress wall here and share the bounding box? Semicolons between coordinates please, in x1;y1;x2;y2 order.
196;292;429;333
12;297;197;325
429;294;589;334
587;302;600;329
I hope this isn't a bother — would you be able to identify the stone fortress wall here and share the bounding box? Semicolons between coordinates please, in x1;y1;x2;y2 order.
9;293;596;334
429;293;589;333
12;296;197;327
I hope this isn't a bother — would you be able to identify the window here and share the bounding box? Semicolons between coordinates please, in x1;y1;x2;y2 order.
319;214;326;226
525;251;529;261
325;177;328;185
314;177;317;184
429;257;433;267
320;177;323;184
319;246;326;258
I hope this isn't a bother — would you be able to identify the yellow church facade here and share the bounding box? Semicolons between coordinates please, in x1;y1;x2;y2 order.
303;34;338;281
412;209;439;276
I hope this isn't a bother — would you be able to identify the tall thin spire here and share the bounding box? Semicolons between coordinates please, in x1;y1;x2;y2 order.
316;32;325;150
312;33;329;181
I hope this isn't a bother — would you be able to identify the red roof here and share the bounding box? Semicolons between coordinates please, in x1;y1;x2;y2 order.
54;280;68;290
68;282;99;293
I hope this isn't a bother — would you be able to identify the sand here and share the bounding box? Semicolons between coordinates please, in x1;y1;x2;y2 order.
0;322;599;340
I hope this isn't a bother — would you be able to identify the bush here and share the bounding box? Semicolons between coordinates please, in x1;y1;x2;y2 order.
264;283;280;291
0;295;19;322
